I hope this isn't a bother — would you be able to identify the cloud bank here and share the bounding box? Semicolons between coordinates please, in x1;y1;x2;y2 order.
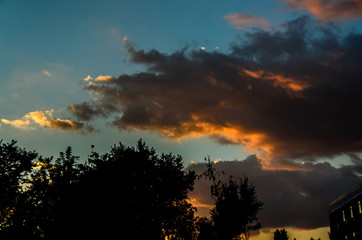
187;156;362;229
69;16;362;167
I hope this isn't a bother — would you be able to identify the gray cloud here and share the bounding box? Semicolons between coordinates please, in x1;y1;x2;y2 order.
187;157;362;229
69;16;362;167
68;101;118;121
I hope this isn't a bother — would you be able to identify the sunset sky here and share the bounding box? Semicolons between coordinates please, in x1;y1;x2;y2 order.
1;0;362;239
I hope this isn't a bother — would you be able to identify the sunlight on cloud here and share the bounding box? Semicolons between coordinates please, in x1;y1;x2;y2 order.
1;118;32;130
242;68;309;93
118;114;295;170
32;161;56;171
1;110;94;134
188;197;214;209
225;13;270;30
95;75;114;82
69;19;362;171
83;75;93;81
282;0;362;22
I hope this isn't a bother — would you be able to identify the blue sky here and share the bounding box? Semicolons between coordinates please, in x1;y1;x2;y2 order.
1;0;362;239
0;0;285;160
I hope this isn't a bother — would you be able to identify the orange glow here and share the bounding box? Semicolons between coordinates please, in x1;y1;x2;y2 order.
123;114;306;171
1;110;83;132
250;227;330;240
243;68;309;93
0;118;31;129
188;197;214;209
95;75;113;82
83;75;93;81
284;0;362;22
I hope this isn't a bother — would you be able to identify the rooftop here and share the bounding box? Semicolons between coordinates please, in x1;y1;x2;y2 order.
329;182;362;214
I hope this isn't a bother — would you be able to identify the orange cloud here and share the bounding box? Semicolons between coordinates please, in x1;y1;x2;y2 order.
282;0;362;22
1;110;94;134
95;75;114;82
116;114;299;170
83;75;93;81
188;197;214;209
1;118;31;129
242;68;309;93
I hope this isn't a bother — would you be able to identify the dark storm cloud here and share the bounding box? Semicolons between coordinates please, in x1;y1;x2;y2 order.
68;101;119;121
187;157;362;229
69;16;362;166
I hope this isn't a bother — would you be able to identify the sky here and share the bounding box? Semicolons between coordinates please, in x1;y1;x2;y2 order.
1;0;362;239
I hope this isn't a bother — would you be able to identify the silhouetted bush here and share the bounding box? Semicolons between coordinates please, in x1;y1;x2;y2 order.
273;229;288;240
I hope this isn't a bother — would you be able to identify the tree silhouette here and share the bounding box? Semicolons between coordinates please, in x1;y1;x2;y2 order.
196;217;216;240
48;140;197;240
200;158;263;240
0;140;37;239
0;139;198;240
273;229;288;240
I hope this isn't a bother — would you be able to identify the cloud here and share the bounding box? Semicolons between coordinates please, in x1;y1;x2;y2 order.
1;118;31;129
95;75;114;82
187;156;362;229
69;16;362;168
83;75;114;83
42;70;52;77
1;110;95;134
225;13;271;30
242;68;309;93
281;0;362;22
83;75;93;81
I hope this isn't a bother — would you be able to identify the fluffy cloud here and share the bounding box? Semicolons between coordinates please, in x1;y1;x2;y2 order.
83;75;93;81
187;156;362;229
83;75;114;82
69;16;362;168
225;13;271;30
1;110;95;134
1;118;31;129
95;75;114;82
281;0;362;22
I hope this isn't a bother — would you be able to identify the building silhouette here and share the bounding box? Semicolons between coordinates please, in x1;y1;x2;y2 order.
329;183;362;240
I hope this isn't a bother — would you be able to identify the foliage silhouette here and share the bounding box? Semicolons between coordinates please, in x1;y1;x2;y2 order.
199;158;263;240
0;140;37;239
273;229;288;240
0;140;265;240
0;139;197;240
195;217;216;240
